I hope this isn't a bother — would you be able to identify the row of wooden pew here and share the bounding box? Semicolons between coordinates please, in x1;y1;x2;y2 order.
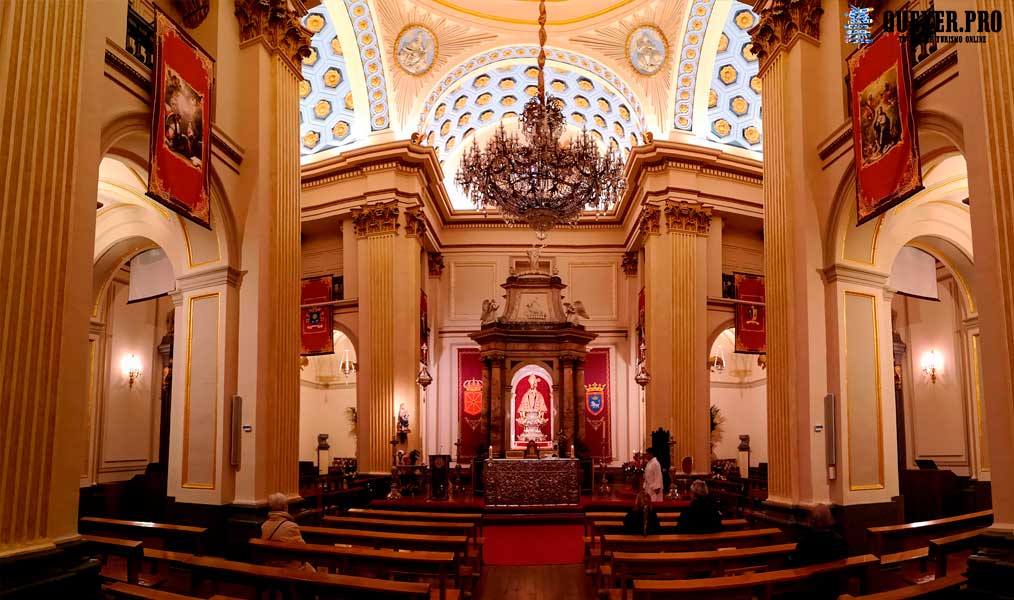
83;508;486;600
581;506;990;600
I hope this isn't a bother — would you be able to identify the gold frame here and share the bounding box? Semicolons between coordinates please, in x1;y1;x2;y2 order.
181;292;220;490
844;290;885;491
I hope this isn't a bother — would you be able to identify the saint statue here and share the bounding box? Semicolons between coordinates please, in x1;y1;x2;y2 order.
517;374;549;442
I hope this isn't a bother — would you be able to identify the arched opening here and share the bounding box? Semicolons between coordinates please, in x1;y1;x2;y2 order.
708;326;768;477
299;328;359;476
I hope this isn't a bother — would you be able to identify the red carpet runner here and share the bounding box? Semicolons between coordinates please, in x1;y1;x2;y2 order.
482;524;585;566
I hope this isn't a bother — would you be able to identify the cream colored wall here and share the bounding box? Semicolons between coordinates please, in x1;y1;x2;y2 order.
894;277;974;475
298;385;357;463
89;275;172;485
708;329;768;467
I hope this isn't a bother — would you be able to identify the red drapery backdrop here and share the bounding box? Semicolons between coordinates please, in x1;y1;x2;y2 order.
583;348;611;458
457;349;483;458
512;373;553;449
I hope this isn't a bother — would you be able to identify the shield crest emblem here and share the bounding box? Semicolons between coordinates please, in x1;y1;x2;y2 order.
304;307;324;330
585;382;605;416
463;379;482;416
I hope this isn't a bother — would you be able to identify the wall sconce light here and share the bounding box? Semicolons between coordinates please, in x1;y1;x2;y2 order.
122;353;142;388
416;343;433;389
708;347;726;373
921;350;941;383
634;340;651;387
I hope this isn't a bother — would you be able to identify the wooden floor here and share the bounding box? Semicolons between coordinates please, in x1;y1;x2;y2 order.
475;565;596;600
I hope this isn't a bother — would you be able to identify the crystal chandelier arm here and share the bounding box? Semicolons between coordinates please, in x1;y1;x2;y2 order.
537;0;547;103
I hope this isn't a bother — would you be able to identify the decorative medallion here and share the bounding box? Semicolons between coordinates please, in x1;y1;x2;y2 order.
626;25;668;76
395;25;437;76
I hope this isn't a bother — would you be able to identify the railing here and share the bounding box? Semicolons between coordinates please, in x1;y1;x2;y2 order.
125;5;155;69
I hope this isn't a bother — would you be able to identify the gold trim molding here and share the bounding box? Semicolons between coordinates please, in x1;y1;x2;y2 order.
182;292;220;490
843;290;886;492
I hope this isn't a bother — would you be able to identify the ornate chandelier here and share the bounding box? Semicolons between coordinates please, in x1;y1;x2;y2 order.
455;0;626;241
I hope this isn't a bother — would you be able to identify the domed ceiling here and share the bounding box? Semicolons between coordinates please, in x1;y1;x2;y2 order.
300;0;762;199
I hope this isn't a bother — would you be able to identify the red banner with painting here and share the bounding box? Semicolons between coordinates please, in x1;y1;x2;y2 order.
148;8;214;229
300;276;333;355
847;32;922;225
734;273;765;354
457;349;483;459
512;372;553;450
583;348;611;459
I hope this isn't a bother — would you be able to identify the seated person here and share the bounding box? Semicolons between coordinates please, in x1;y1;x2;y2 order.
261;493;307;568
674;480;722;534
790;504;848;566
623;491;662;535
523;440;541;459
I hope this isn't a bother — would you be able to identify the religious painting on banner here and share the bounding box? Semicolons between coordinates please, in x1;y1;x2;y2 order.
300;276;333;355
734;273;765;354
512;373;553;449
583;348;611;459
147;8;214;229
457;349;483;458
847;32;922;225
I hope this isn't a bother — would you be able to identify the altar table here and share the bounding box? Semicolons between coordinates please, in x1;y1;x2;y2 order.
484;458;580;507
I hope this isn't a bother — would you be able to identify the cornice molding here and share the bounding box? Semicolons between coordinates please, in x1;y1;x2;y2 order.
748;0;823;75
820;262;889;287
234;0;312;77
175;265;244;292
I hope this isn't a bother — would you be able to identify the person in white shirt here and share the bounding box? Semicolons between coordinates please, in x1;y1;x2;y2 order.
642;447;663;502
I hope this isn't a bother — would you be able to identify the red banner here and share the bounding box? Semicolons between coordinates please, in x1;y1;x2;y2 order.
148;8;214;229
636;288;646;363
583;348;611;459
512;373;553;449
300;276;333;355
457;349;483;459
734;273;765;354
847;32;922;225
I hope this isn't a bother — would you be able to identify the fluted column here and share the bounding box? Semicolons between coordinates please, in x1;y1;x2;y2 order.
353;202;424;472
749;0;823;506
0;2;102;592
643;201;712;470
231;0;310;501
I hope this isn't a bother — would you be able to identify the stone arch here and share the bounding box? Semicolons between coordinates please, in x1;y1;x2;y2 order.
707;317;736;352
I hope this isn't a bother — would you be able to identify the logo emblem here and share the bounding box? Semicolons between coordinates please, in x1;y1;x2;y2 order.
463;379;483;416
585;382;605;416
304;307;324;330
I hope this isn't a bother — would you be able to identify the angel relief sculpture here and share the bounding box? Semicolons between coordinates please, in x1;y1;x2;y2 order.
564;300;589;324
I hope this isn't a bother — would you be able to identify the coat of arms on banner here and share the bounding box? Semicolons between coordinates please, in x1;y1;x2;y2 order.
586;382;605;416
463;379;483;416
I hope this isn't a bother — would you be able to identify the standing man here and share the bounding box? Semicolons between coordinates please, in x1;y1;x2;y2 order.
643;447;663;502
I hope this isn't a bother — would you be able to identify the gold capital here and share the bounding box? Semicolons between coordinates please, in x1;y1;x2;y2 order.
638;205;661;236
352;201;400;238
664;200;712;235
234;0;312;77
748;0;823;73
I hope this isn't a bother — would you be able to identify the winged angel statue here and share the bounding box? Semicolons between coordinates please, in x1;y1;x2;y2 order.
481;299;500;325
563;301;590;324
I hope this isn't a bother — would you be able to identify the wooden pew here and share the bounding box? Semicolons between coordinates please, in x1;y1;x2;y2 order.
322;516;477;542
80;516;207;555
929;527;988;578
83;534;142;585
349;508;481;521
866;510;993;556
605;543;797;600
186;555;432;599
584;511;681;536
838;572;967;599
602;527;783;556
633;554;879;599
301;525;471;558
590;518;748;548
103;582;243;600
249;538;459;600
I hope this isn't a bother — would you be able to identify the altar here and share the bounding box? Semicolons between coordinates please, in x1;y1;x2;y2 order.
484;458;581;507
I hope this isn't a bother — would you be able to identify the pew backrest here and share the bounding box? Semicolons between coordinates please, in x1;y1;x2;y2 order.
866;510;992;556
80;516;207;554
187;555;432;599
349;508;481;521
603;527;783;554
928;527;988;578
322;516;475;539
300;525;469;555
837;572;967;599
103;582;205;600
83;534;143;584
633;554;879;599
